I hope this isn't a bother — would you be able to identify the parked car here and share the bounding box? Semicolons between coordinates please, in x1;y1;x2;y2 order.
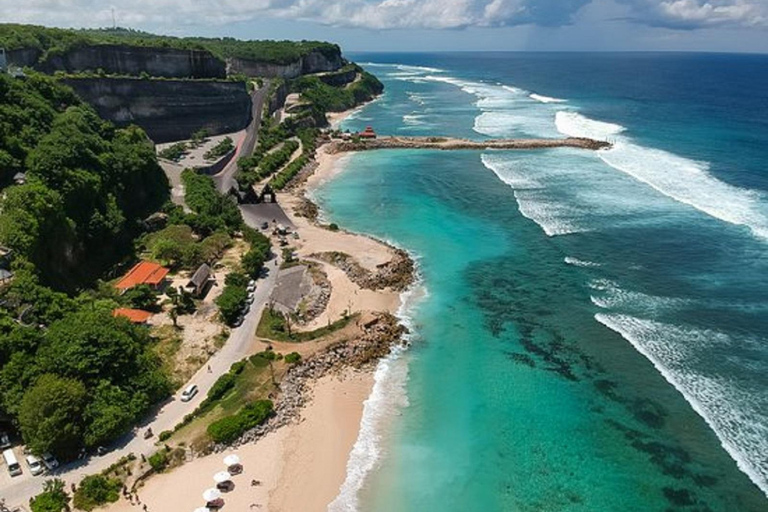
42;452;59;471
0;431;11;449
180;384;199;402
26;454;44;476
3;449;22;477
260;222;269;230
233;316;244;327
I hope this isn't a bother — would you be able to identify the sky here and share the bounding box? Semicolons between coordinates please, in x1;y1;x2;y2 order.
1;0;767;53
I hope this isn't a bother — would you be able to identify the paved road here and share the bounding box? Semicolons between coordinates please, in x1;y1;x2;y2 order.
2;227;279;509
213;81;270;194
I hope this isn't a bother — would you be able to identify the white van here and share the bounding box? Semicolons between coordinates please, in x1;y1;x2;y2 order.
3;448;22;476
180;384;198;402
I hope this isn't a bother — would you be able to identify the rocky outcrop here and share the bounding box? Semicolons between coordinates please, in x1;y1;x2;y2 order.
38;44;226;78
63;77;252;143
217;313;407;450
329;136;613;153
227;49;345;79
309;250;415;292
317;68;358;87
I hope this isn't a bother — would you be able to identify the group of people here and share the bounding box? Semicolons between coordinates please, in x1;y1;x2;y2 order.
123;485;149;511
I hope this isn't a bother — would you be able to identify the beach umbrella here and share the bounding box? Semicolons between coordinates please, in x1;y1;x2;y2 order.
223;454;240;467
213;471;231;484
193;508;209;512
202;488;222;502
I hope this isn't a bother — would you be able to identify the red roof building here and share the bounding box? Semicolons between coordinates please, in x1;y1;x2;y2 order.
359;126;377;139
115;261;170;291
112;308;153;324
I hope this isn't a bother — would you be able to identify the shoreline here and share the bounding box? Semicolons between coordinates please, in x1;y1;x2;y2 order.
104;101;412;512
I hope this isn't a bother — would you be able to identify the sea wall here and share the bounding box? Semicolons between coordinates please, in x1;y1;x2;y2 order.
63;78;252;143
38;45;226;79
227;50;345;78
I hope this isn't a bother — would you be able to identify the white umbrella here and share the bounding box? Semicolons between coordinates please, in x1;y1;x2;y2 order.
193;508;209;512
223;454;240;467
202;488;222;502
213;471;231;484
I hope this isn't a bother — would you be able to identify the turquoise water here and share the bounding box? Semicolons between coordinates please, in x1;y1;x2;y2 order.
315;55;768;511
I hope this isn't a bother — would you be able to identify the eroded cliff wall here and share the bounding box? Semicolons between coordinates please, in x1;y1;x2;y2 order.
227;49;344;78
63;78;251;143
38;45;226;78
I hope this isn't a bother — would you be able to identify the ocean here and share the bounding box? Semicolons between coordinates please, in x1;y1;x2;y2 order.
313;53;768;511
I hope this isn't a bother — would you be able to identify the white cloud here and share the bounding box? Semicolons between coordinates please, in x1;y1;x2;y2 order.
0;0;589;29
0;0;765;31
617;0;768;29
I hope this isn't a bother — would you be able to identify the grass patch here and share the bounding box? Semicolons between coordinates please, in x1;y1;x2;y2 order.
256;308;357;342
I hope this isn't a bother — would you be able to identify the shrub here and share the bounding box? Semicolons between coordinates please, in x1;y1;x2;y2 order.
203;137;234;161
284;352;301;364
73;474;121;511
31;479;70;512
207;400;273;444
158;142;187;162
158;430;172;442
148;449;169;472
328;223;339;232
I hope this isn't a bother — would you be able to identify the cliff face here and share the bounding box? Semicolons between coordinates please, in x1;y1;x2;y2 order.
63;78;251;143
227;50;345;78
37;45;226;79
6;47;41;67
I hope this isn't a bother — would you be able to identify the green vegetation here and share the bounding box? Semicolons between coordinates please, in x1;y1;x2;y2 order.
148;448;169;472
7;309;171;458
215;272;249;326
207;399;273;444
284;352;302;365
181;170;242;233
157;141;188;161
72;474;122;511
203;136;234;160
292;70;383;113
0;72;169;290
0;24;340;67
121;284;160;311
142;224;232;269
256;307;357;342
238;139;299;187
31;479;70;512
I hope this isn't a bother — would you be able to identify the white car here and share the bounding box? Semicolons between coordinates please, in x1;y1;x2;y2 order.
42;452;59;471
26;454;44;476
180;384;199;402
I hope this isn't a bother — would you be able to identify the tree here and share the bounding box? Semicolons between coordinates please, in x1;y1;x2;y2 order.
73;474;121;511
121;284;159;311
19;374;87;458
241;248;266;279
215;284;247;326
31;478;70;512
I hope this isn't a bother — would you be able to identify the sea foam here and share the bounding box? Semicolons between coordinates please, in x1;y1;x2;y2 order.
329;260;426;512
556;111;768;241
596;313;768;497
530;93;566;104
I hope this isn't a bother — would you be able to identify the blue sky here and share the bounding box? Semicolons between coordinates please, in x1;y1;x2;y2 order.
1;0;767;53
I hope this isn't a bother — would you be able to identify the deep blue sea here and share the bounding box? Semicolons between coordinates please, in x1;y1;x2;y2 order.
314;53;768;511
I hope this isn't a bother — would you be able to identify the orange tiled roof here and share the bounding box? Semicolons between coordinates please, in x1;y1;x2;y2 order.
112;308;153;323
115;261;169;290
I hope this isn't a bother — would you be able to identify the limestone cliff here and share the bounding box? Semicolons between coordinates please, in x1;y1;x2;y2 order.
227;49;345;78
63;78;251;143
36;44;226;79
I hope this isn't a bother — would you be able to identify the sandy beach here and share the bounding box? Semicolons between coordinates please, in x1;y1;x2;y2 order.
104;104;402;512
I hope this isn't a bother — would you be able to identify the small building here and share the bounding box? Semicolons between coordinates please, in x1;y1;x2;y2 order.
112;308;153;324
0;269;13;286
359;126;377;139
186;263;213;298
115;261;170;292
